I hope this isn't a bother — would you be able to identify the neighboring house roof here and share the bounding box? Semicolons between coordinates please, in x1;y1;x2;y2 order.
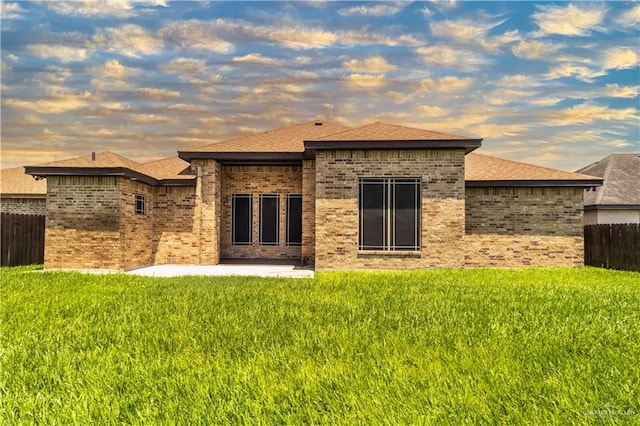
179;121;481;161
25;152;194;187
576;153;640;208
1;167;47;198
465;153;602;187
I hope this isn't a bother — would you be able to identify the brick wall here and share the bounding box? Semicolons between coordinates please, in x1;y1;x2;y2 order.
315;149;466;270
220;165;302;260
465;186;584;267
45;176;121;269
301;160;315;266
0;197;46;215
192;160;222;264
152;186;199;264
120;179;154;269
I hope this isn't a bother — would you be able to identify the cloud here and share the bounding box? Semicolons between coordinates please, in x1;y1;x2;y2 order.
495;74;540;88
45;0;166;18
232;53;280;65
418;105;450;117
343;56;397;73
542;103;638;126
511;40;560;60
419;76;475;93
545;63;603;82
160;20;234;53
601;47;639;70
90;59;141;79
344;74;386;88
604;84;639;99
430;18;518;53
3;90;92;113
529;98;562;107
613;4;640;28
160;58;206;74
93;24;163;57
532;3;607;37
417;45;488;71
128;113;173;123
1;0;23;19
338;2;408;16
26;44;88;62
137;87;180;100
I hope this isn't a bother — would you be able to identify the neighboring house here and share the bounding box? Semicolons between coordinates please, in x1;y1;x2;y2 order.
576;153;640;225
25;121;602;271
0;167;47;215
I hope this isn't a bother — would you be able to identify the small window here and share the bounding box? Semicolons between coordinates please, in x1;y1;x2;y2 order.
359;178;420;251
135;194;145;215
232;194;252;245
286;194;302;246
259;194;279;246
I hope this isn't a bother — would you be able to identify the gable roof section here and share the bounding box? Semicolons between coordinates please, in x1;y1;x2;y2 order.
305;122;481;154
576;153;640;207
179;121;482;161
25;152;194;187
465;153;602;187
179;121;350;161
1;167;47;197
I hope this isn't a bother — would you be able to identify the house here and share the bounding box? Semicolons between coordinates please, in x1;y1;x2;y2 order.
576;153;640;225
24;121;602;271
1;167;47;215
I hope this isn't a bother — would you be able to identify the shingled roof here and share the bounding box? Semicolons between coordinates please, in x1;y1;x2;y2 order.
576;153;640;207
1;167;46;197
25;152;194;186
465;153;602;187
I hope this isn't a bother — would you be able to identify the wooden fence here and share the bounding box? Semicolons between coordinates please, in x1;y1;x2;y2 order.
584;224;640;272
1;213;45;266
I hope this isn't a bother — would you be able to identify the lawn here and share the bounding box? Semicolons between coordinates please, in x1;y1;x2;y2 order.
1;267;639;424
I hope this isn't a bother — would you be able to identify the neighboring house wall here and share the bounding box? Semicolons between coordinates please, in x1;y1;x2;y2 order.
220;165;303;260
315;149;466;270
0;197;46;215
153;186;199;264
45;176;121;269
584;209;640;225
465;187;584;267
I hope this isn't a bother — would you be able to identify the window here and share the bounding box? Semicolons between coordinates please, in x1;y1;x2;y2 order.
259;194;279;246
135;194;145;215
232;194;252;245
358;178;420;251
286;194;302;246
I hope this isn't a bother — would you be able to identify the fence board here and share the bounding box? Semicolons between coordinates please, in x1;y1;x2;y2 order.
1;213;45;266
584;224;640;272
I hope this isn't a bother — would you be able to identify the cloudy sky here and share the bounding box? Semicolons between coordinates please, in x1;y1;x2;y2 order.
1;1;638;172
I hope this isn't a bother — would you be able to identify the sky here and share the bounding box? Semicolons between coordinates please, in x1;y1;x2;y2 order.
1;1;638;172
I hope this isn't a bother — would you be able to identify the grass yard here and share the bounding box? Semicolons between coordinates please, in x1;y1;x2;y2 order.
1;267;639;424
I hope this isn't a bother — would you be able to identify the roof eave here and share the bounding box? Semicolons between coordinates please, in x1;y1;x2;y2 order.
303;139;482;154
584;204;640;211
465;179;603;187
178;151;304;162
25;166;158;186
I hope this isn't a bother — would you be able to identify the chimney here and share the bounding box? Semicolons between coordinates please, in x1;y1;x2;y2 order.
91;152;96;161
314;121;322;126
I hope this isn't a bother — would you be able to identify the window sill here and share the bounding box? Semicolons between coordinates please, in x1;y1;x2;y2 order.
357;250;421;257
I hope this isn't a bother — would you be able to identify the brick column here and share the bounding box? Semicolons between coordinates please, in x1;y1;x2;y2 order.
193;159;222;265
301;159;316;266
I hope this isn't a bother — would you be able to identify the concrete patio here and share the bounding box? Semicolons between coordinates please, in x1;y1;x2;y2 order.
127;263;314;279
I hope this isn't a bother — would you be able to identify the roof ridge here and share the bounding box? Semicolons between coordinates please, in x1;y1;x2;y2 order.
597;154;617;205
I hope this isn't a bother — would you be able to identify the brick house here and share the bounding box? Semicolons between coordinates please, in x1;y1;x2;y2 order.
1;166;46;215
25;121;601;271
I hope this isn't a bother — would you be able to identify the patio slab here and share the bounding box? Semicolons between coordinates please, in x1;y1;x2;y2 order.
127;264;314;279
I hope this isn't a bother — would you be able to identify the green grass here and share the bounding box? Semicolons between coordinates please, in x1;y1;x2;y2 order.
1;267;639;424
